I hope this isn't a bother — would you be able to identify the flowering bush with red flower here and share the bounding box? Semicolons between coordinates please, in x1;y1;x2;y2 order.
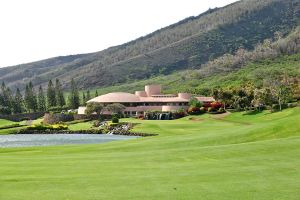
203;102;211;108
172;111;186;119
138;115;144;120
210;101;224;110
188;106;201;115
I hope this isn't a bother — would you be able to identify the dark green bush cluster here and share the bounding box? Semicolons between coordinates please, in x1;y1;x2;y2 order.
271;102;298;111
47;106;70;113
172;110;187;119
188;107;202;115
0;106;11;115
287;103;298;108
112;117;119;123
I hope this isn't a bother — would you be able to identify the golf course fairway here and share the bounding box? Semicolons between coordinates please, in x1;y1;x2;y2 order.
0;108;300;200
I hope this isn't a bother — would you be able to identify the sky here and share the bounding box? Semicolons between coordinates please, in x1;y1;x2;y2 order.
0;0;237;67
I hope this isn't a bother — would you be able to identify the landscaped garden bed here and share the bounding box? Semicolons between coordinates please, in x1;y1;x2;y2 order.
16;128;157;137
16;129;104;135
15;122;157;137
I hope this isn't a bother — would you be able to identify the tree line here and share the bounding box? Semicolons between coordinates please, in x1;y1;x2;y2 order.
211;77;300;112
0;78;99;115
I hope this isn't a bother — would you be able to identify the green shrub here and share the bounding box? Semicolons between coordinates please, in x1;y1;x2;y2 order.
27;124;68;131
47;106;70;113
27;124;47;130
0;106;11;115
272;104;288;111
20;117;30;121
207;107;213;112
51;124;68;130
218;107;225;113
200;107;206;113
189;97;203;108
112;117;119;123
188;106;201;115
288;102;298;108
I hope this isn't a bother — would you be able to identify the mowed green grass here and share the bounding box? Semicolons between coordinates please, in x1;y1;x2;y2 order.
0;119;23;135
0;118;43;135
0;119;16;127
68;121;95;131
0;108;300;200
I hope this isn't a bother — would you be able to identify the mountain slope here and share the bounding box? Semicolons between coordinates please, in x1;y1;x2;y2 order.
82;26;300;95
0;0;299;90
77;53;300;97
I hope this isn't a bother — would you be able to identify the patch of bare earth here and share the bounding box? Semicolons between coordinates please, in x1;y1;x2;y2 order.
209;112;231;119
210;112;251;125
188;117;204;121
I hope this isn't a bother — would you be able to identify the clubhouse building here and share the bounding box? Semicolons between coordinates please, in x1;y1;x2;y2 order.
78;85;215;116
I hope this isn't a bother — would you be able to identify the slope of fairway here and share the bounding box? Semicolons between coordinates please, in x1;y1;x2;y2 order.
0;119;15;126
0;119;23;135
0;108;299;200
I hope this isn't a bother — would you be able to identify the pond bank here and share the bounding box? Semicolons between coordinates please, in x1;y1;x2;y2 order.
15;129;158;137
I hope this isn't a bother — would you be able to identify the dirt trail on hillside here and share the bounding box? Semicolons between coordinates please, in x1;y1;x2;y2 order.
189;117;204;121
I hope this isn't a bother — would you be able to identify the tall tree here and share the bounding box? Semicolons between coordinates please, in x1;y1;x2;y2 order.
38;85;47;111
55;79;66;107
47;80;56;108
82;92;86;105
270;84;292;111
0;82;12;113
252;88;265;111
24;84;30;112
24;82;38;112
68;78;80;109
14;88;24;114
220;90;233;110
264;79;292;111
85;102;103;115
105;103;126;115
5;87;14;114
0;82;6;107
86;90;91;100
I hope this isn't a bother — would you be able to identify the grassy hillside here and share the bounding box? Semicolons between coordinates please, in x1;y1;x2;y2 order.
0;108;299;199
80;53;300;96
1;0;299;90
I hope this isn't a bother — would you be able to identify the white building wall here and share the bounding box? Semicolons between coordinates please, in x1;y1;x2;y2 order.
78;106;87;115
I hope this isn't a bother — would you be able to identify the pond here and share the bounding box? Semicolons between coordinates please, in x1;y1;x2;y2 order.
0;134;139;148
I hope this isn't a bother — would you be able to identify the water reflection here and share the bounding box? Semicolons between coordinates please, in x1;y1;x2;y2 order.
0;134;139;148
